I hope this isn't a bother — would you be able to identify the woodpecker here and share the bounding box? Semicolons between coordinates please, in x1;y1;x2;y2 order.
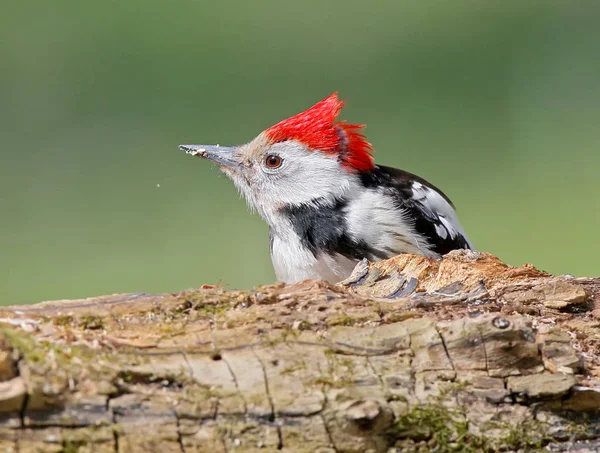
180;93;474;284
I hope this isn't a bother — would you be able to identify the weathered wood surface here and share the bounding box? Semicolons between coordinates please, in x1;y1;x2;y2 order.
0;251;599;452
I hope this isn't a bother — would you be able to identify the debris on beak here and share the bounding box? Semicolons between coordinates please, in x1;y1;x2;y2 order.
178;144;238;168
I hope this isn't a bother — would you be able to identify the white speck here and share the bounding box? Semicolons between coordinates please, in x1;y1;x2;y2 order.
156;184;161;188
435;223;448;239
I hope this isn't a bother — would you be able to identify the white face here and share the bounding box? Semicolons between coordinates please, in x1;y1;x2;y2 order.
220;135;356;222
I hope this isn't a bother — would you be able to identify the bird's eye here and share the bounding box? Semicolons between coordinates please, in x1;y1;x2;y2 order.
265;154;282;168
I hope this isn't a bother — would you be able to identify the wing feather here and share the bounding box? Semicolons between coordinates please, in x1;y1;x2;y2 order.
360;165;474;255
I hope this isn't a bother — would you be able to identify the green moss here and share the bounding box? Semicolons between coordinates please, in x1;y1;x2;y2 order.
293;320;311;331
328;313;376;327
388;400;557;452
278;326;301;342
312;348;361;389
328;315;356;326
564;414;594;439
174;293;234;319
79;315;105;330
382;311;418;323
385;394;408;403
157;322;186;336
58;425;117;452
436;380;470;399
323;347;340;357
53;315;74;327
0;325;127;388
61;440;82;453
51;313;106;330
280;363;304;375
386;380;554;452
312;375;354;389
497;419;550;451
0;325;47;364
312;376;337;387
390;403;479;452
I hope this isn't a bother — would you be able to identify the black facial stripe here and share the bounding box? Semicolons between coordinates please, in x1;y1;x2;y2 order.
280;198;386;261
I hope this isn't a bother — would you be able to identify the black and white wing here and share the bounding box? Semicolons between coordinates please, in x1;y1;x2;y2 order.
361;165;474;256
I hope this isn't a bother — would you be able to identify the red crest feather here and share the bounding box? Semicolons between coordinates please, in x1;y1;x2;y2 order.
264;93;374;172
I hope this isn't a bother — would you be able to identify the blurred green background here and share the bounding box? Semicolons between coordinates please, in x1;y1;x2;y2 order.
1;1;599;305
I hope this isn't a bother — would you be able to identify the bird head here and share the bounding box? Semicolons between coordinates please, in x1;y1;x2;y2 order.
180;93;374;219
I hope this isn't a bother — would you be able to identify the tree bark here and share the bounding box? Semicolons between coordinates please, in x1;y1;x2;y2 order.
0;250;599;452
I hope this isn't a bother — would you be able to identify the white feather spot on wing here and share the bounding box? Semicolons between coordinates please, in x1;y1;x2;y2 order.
435;223;448;239
411;182;474;248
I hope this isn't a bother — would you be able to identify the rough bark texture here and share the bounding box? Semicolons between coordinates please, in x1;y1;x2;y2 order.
0;251;599;452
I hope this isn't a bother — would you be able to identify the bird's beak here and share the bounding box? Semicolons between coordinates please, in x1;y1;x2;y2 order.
179;144;239;168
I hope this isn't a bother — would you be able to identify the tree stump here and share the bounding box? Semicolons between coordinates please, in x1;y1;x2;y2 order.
0;251;599;452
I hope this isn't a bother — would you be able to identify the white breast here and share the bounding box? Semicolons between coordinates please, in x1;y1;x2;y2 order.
270;232;357;283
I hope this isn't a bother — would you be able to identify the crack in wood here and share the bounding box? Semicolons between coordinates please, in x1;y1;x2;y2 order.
174;411;186;453
405;325;418;406
112;419;119;453
252;349;275;419
320;398;339;453
435;326;456;372
105;395;120;453
16;361;28;429
479;325;490;377
219;428;230;453
251;349;283;449
179;351;195;384
365;356;385;389
213;397;220;420
221;355;248;415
